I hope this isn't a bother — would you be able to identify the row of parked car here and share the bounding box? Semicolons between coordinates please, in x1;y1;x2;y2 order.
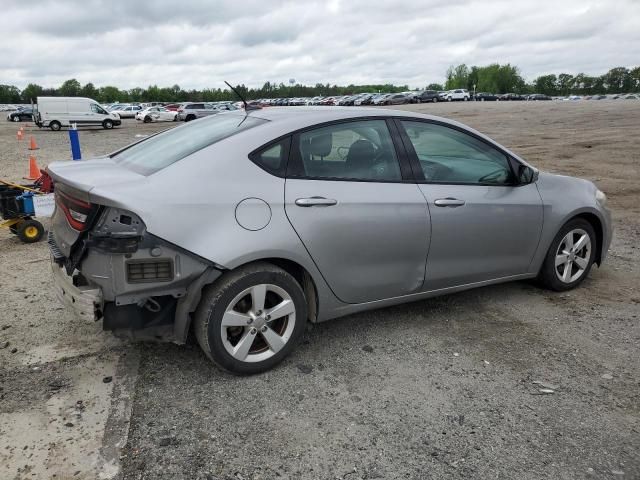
3;90;639;126
245;91;640;106
102;101;239;122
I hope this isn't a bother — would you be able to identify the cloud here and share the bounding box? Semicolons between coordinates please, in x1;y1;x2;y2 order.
0;0;638;90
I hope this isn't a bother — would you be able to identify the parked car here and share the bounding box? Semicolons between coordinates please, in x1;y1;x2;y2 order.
176;102;219;121
445;89;470;101
624;94;638;100
527;94;552;101
35;97;121;130
499;93;525;101
164;103;183;111
474;92;499;101
135;106;178;123
371;94;390;105
383;93;410;105
414;90;440;103
111;105;143;118
47;107;612;374
354;94;375;106
6;106;34;122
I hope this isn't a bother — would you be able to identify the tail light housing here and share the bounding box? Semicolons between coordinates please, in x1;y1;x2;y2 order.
55;190;94;231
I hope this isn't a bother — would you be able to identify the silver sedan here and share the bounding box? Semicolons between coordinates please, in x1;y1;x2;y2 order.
47;107;612;374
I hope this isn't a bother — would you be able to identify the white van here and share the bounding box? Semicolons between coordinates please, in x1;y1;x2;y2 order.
35;97;122;131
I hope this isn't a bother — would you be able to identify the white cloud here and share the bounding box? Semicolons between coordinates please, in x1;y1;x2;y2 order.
0;0;638;89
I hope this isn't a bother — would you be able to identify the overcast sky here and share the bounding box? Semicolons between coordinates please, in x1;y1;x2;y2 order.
1;0;639;90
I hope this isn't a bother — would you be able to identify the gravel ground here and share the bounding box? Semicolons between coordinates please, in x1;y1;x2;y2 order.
0;102;638;480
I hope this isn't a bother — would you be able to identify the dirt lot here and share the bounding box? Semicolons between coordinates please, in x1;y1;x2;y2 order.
0;102;638;480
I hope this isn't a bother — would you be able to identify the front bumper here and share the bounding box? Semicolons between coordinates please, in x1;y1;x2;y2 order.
51;261;104;322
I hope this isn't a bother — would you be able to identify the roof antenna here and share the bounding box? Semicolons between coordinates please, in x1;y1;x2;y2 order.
225;81;259;111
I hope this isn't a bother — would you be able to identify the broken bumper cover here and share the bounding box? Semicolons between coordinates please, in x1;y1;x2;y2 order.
51;262;104;322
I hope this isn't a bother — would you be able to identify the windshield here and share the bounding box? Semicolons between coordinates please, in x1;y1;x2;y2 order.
112;113;267;175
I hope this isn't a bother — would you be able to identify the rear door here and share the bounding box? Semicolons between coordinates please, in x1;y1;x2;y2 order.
397;119;543;290
284;118;431;304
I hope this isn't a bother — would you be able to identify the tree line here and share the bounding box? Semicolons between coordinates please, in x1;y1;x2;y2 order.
445;64;640;96
0;65;638;104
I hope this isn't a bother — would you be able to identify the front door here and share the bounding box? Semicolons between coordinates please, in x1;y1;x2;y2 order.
397;119;543;290
284;119;431;304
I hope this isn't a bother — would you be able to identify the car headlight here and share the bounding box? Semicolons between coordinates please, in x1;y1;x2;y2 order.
595;189;607;206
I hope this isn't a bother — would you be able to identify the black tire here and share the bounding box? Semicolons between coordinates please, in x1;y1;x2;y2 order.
432;97;438;103
185;115;196;122
143;116;152;123
9;224;18;235
50;121;61;131
173;114;178;121
12;115;20;122
538;218;597;291
17;219;44;243
194;262;307;374
103;119;114;129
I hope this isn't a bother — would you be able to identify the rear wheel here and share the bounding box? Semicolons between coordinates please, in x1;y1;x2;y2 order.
538;219;596;291
12;116;20;122
194;262;307;374
185;114;196;122
17;219;44;243
50;121;61;131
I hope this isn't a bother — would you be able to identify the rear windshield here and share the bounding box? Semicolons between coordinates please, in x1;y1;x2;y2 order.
112;113;267;175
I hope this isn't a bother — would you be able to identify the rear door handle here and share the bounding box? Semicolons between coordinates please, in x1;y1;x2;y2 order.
434;198;465;207
295;197;338;207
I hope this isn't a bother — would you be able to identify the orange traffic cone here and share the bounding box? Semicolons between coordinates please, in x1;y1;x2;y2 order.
17;129;23;141
28;136;39;150
24;155;41;181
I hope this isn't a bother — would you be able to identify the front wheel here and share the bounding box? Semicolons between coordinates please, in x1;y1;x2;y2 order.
432;97;438;103
194;262;307;374
538;219;596;291
12;116;20;122
103;119;114;129
143;116;152;123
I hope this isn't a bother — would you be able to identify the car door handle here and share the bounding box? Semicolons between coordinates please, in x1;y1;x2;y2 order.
295;197;338;207
434;198;466;207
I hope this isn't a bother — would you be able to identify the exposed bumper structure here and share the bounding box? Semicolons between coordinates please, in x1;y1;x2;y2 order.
51;261;104;322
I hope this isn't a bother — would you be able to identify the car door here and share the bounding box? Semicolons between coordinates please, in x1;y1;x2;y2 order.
284;118;431;304
397;119;543;291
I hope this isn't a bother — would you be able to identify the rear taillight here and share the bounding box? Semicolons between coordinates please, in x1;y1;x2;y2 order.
56;191;93;231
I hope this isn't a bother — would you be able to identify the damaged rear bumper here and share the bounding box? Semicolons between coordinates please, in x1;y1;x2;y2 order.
51;261;104;322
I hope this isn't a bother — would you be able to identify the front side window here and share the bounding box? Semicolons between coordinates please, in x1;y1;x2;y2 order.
113;113;267;175
288;120;401;182
400;121;514;185
90;104;107;114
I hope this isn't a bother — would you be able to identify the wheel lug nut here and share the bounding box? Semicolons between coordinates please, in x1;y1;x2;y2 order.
265;315;271;321
246;318;253;324
250;327;257;335
261;325;267;332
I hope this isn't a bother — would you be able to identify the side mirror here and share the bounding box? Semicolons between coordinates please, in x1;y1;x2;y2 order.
517;164;537;184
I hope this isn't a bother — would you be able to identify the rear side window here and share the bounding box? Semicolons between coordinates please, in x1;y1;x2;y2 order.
249;138;291;176
113;113;267;175
288;120;402;182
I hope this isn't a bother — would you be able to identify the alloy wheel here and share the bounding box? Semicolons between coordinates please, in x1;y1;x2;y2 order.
220;284;296;363
555;228;592;283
